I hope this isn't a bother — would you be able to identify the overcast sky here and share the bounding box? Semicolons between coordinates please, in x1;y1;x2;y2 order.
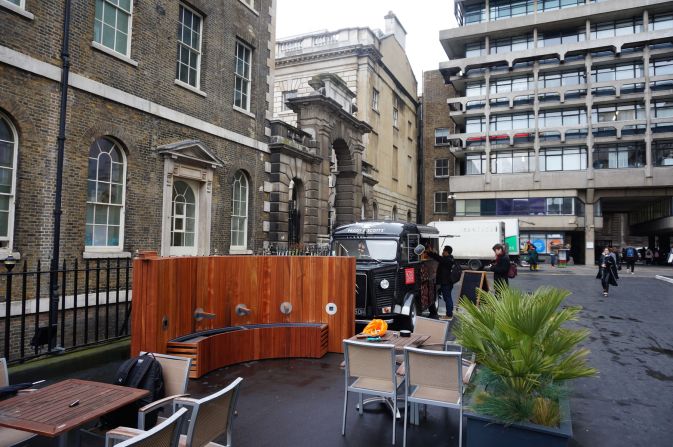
275;0;457;93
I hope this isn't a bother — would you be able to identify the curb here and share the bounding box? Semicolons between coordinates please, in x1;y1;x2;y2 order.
8;338;130;383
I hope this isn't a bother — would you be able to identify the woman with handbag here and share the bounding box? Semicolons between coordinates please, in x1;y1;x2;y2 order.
597;247;619;297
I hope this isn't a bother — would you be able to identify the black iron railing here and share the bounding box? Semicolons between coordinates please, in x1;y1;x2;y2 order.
259;243;331;256
1;258;132;364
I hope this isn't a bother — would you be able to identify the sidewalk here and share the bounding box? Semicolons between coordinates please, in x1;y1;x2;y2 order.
518;263;673;277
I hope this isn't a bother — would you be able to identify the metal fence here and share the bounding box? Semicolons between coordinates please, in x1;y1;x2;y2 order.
259;243;331;256
1;258;132;364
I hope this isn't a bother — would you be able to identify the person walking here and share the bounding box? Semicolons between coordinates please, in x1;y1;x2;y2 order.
426;245;456;319
525;241;539;271
597;247;619;297
645;247;654;265
624;245;637;274
488;243;511;289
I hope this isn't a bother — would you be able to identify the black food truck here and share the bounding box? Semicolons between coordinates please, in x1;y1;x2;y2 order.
331;221;440;330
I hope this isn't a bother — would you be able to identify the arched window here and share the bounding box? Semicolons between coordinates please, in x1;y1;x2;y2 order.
407;210;412;222
0;113;18;251
361;197;368;220
372;202;378;220
392;206;398;221
86;137;126;250
171;180;198;254
231;171;248;249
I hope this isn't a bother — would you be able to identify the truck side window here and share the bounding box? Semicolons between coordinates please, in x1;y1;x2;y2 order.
408;234;420;263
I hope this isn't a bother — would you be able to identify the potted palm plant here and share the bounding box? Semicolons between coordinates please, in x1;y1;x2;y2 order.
453;284;597;447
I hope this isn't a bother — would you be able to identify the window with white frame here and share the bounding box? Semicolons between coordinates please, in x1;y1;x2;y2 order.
176;4;202;89
0;113;18;251
435;128;450;145
171;180;198;252
372;88;380;111
231;171;248;248
240;0;255;9
435;159;449;177
393;96;399;128
86;138;126;250
281;90;297;111
6;0;23;7
434;192;449;214
234;41;252;111
94;0;133;56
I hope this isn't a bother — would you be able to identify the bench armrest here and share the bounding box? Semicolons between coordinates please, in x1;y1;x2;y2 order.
137;394;189;430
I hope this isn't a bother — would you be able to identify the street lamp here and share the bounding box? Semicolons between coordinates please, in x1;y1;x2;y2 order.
3;254;16;272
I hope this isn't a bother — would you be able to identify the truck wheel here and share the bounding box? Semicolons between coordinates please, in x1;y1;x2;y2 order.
404;300;418;331
468;259;482;271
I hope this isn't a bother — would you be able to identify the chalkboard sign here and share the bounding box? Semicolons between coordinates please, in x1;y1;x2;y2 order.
458;271;490;306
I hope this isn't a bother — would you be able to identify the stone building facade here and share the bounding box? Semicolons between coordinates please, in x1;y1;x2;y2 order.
0;0;275;263
421;70;458;225
272;12;420;240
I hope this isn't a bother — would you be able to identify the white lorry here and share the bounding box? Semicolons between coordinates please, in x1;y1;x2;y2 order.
428;220;507;270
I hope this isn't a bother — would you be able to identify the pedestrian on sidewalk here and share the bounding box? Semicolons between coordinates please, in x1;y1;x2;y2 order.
597;247;619;297
426;245;455;319
624;245;637;274
488;243;511;290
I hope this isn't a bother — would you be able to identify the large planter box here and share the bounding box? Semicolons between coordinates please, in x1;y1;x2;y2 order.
465;395;572;447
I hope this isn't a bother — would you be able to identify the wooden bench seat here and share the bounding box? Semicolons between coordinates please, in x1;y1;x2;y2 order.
167;323;329;378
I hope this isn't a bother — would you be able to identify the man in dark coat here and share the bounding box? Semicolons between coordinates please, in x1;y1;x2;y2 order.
597;247;619;297
426;245;456;319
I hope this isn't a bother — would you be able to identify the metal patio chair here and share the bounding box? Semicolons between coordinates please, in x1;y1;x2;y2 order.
413;316;450;350
342;339;401;445
402;347;463;447
0;358;36;447
107;407;188;447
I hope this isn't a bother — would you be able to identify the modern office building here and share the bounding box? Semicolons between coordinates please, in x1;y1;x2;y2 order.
440;0;673;263
273;12;420;238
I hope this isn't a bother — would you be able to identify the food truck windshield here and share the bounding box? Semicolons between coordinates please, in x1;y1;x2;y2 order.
332;239;398;261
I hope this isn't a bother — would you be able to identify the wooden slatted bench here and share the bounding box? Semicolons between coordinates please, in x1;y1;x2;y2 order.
166;323;329;378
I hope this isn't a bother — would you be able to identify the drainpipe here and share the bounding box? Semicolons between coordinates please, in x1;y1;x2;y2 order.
48;0;72;352
417;89;424;223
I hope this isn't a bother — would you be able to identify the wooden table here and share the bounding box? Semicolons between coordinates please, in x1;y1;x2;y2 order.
0;379;149;447
349;331;430;351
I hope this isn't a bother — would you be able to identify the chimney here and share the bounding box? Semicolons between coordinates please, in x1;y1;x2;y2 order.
384;11;407;49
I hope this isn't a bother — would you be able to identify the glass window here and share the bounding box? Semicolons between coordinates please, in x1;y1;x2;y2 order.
592;62;643;82
491;34;533;54
6;0;23;6
86;137;126;249
466;153;488;175
281;90;297;111
653;101;673;118
171;180;197;249
466;116;486;133
491;151;533;173
176;4;202;89
234;41;252;111
465;41;485;58
371;88;379;111
435;159;449;177
466;81;486;97
0;113;18;249
592;103;644;122
490;76;534;94
650;58;673;77
490;0;534;21
434;192;449;214
650;14;673;31
593;143;646;169
591;18;642;40
393;96;399;128
539;147;587;171
540;27;585;47
435;128;450;145
94;0;133;56
231;171;248;248
653;141;673;166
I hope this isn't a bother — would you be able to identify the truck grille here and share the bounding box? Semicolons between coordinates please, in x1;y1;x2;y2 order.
372;271;396;308
355;273;368;310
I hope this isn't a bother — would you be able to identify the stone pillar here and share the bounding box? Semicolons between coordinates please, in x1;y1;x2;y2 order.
584;189;596;265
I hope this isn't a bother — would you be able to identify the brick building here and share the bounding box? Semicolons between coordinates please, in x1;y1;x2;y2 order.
0;0;275;264
421;70;458;224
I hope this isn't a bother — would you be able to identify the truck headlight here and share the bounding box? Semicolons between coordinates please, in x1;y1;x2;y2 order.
380;279;390;289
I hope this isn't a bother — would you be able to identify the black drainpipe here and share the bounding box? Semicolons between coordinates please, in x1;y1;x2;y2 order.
48;0;72;351
416;94;424;224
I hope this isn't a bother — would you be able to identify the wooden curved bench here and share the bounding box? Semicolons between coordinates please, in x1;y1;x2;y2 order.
166;323;329;378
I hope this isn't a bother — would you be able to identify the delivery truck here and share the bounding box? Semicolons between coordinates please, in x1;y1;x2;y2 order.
428;220;508;270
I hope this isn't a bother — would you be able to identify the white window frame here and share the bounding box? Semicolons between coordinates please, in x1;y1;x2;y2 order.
230;171;249;250
170;179;199;256
176;3;203;90
0;0;33;19
393;96;399;128
0;112;19;254
93;0;134;57
234;40;252;112
84;137;127;254
435;159;450;177
434;192;449;214
372;88;380;111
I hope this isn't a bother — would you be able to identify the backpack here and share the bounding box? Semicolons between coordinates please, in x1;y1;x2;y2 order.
625;247;635;258
100;354;165;429
449;260;462;284
507;262;518;279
